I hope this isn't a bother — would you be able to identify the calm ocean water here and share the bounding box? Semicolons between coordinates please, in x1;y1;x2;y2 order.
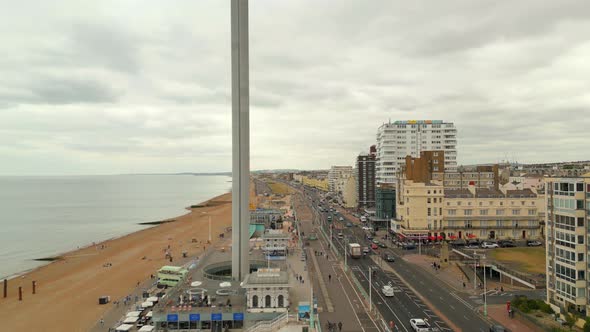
0;174;231;279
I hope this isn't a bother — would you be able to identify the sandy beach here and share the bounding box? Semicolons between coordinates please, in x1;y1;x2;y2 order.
0;191;238;332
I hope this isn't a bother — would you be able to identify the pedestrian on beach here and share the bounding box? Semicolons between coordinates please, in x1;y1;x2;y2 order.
328;274;331;282
100;318;104;326
338;321;342;331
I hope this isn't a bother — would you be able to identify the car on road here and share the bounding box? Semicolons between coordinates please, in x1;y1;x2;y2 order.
527;240;542;247
489;325;506;332
371;243;378;250
382;284;395;297
403;243;417;250
410;318;430;332
362;246;370;254
383;254;395;262
372;239;380;245
361;226;372;231
378;243;387;248
339;217;344;222
366;234;373;240
481;242;499;249
337;232;344;239
465;244;480;249
346;222;353;227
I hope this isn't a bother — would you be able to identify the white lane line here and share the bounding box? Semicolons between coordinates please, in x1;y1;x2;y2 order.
356;268;410;332
332;265;367;332
463;315;470;321
449;305;455;310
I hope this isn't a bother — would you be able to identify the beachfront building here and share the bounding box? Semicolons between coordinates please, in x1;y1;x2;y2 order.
371;184;396;229
242;268;290;313
395;180;444;241
545;175;590;319
342;175;358;209
440;165;499;190
261;230;290;260
357;148;377;209
250;208;284;229
328;166;353;194
376;120;457;185
442;188;542;240
157;266;188;287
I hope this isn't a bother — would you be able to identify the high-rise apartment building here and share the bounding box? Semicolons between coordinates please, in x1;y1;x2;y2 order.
328;166;353;194
376;120;457;184
545;175;590;317
357;146;376;209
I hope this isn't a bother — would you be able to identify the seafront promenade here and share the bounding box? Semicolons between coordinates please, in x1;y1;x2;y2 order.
0;191;240;332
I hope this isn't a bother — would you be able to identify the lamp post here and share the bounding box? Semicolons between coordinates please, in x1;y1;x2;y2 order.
369;266;372;312
483;255;488;317
201;212;212;243
344;236;348;272
473;250;477;290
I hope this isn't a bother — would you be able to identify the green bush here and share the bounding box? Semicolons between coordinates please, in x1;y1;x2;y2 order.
538;301;554;314
527;299;540;310
583;317;590;332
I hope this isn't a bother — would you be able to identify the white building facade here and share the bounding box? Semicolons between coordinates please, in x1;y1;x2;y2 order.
376;120;457;184
328;166;353;194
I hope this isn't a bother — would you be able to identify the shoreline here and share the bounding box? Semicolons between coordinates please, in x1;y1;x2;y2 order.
1;194;225;281
0;190;236;332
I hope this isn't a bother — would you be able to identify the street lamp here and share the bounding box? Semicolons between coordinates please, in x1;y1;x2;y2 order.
369;266;372;312
202;212;212;243
483;255;488;317
344;236;348;272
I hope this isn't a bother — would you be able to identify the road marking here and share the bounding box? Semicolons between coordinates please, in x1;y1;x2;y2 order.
449;305;455;310
463;315;470;321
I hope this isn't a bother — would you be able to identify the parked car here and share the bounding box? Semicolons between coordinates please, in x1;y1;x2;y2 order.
489;325;506;332
410;318;430;332
378;243;387;248
366;234;373;240
339;217;344;222
465;244;480;249
481;242;499;249
346;222;353;227
403;243;417;250
499;240;516;248
372;239;380;245
337;232;344;239
527;240;542;247
361;226;372;231
383;254;395;262
362;246;370;254
371;243;378;250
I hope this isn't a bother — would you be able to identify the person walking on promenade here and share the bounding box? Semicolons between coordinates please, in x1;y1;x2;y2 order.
328;274;331;282
100;318;104;327
338;321;343;331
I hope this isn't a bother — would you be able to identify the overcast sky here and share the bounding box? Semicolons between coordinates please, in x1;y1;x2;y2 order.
1;0;589;175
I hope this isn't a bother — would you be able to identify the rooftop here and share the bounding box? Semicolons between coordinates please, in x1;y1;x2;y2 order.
242;269;290;287
505;189;537;198
444;189;473;198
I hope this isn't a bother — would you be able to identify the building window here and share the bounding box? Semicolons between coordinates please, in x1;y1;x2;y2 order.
427;198;431;204
265;295;272;307
252;295;258;308
496;209;504;215
528;209;536;215
457;202;462;206
464;209;473;216
480;209;488;215
512;209;520;215
449;209;457;215
428;208;431;216
278;295;284;307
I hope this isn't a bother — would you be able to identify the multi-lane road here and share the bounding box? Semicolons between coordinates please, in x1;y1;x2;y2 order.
300;186;494;332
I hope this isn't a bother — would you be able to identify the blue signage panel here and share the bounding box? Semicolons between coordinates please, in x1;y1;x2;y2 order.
189;314;201;322
211;313;222;321
233;313;244;321
167;314;178;322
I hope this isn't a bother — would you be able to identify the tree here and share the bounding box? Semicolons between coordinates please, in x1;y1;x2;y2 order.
583;317;590;332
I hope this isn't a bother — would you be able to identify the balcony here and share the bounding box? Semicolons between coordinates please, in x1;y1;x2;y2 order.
443;224;540;230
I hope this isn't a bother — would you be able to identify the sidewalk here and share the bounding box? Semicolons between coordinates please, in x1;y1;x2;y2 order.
487;305;543;332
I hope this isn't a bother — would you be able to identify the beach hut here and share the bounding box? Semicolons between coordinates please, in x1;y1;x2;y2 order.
138;326;155;332
123;316;139;324
146;296;159;303
146;311;153;318
126;311;141;317
115;324;134;331
141;301;154;308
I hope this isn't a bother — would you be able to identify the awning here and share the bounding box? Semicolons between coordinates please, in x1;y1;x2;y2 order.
449;235;458;240
437;235;444;240
123;316;138;324
428;236;435;241
146;296;159;302
138;326;155;332
141;301;154;308
126;311;141;317
467;234;477;239
116;324;134;331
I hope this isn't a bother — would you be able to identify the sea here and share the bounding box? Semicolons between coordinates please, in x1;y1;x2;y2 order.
0;174;231;279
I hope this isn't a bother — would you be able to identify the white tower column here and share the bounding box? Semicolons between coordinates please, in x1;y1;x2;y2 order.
231;0;250;282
